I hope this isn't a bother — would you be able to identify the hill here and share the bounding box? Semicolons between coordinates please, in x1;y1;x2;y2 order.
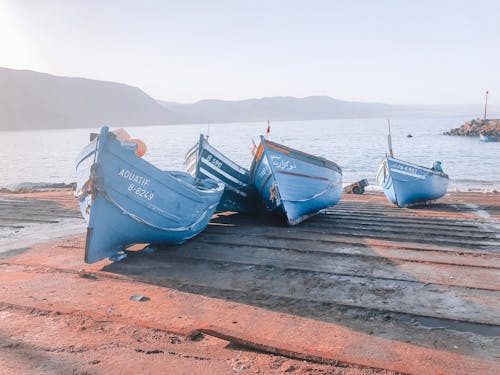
0;67;181;130
3;67;493;131
159;96;402;123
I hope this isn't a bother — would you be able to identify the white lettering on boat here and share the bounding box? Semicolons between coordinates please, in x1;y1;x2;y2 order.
392;163;418;175
118;169;150;186
205;154;223;169
127;183;154;201
270;154;296;171
258;157;269;178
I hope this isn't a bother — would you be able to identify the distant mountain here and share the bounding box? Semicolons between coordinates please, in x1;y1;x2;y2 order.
159;96;405;123
2;67;493;131
0;67;181;130
160;98;500;123
157;100;183;109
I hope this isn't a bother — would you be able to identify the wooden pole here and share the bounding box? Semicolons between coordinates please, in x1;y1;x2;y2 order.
484;90;489;120
387;120;394;157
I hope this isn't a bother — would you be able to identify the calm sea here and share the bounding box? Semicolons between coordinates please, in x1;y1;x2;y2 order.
2;116;499;191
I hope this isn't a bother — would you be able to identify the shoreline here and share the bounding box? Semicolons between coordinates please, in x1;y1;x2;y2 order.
0;180;500;195
0;188;499;374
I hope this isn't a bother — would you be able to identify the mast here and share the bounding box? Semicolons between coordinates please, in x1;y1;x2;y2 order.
387;119;394;157
484;90;489;120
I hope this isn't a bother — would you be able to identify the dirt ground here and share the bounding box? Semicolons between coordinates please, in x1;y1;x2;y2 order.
2;302;387;375
0;189;499;374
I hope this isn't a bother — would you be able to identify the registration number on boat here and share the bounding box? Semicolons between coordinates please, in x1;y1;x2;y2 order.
393;163;418;175
206;154;223;169
128;184;154;200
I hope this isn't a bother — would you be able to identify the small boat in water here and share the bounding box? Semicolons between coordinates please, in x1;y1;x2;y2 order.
250;136;343;225
75;127;224;263
377;125;448;207
479;133;500;142
185;134;261;213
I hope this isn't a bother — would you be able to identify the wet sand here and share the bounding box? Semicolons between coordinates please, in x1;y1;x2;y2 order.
0;189;499;374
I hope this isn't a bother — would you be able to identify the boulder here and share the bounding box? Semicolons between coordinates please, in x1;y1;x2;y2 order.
443;118;500;137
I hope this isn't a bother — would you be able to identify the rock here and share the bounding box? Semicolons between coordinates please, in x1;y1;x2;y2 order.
444;118;500;137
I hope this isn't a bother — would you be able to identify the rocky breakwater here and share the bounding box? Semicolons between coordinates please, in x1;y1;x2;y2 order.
444;118;500;136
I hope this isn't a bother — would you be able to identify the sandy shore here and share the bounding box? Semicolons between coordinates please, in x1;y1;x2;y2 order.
0;188;499;374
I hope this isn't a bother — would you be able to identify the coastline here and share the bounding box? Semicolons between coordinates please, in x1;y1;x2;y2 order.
3;115;500;193
0;188;499;374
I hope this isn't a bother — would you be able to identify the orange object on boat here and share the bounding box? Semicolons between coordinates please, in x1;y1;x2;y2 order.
129;138;147;157
112;128;131;142
111;128;146;157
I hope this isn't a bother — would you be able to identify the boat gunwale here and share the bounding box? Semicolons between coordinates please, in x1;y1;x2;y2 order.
264;138;342;174
382;156;449;208
75;138;99;169
106;148;224;201
386;156;449;180
97;130;225;199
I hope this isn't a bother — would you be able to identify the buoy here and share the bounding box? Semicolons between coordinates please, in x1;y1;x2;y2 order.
112;128;131;142
129;138;147;157
111;129;146;157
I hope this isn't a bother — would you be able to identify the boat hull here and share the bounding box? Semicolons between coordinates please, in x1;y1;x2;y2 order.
76;127;224;263
185;135;260;213
377;157;449;208
480;134;500;142
251;136;342;225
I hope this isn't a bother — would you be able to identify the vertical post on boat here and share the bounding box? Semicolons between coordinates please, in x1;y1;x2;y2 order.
484;90;489;120
387;119;394;157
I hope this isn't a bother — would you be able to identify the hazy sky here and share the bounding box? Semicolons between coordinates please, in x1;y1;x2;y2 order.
1;0;499;104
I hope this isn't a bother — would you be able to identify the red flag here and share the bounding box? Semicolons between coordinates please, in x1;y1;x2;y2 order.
265;121;270;138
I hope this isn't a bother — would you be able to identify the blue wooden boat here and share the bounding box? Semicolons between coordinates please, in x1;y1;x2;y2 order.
377;123;448;208
479;133;500;142
75;127;224;264
250;136;343;225
184;134;260;213
377;156;449;208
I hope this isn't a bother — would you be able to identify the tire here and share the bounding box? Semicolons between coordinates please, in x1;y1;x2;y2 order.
352;186;361;194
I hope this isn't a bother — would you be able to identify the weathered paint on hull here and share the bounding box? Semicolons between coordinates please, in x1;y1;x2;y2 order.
251;136;342;225
378;156;449;207
76;127;224;263
185;135;260;213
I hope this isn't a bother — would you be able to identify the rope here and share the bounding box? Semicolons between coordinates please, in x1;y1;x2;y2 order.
376;160;387;185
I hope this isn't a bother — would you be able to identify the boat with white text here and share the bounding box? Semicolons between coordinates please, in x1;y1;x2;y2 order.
75;127;224;263
376;124;448;207
185;134;260;213
250;136;342;225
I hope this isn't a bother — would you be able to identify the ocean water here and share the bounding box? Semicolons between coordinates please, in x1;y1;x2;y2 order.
1;116;499;191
